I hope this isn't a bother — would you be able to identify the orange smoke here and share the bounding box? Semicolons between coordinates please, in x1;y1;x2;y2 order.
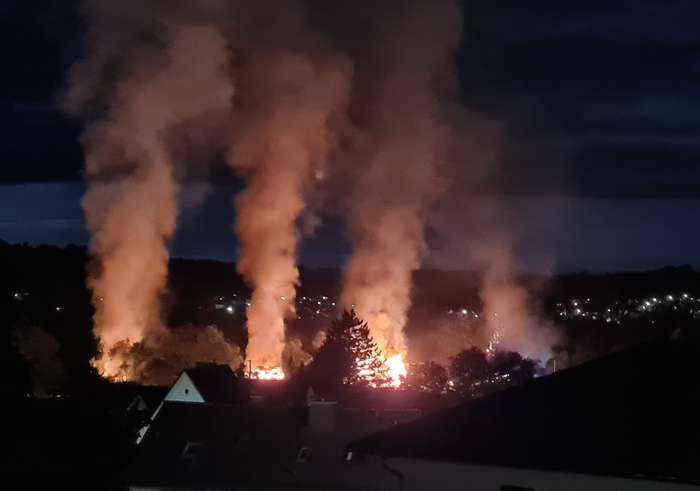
478;244;560;362
339;0;461;363
65;7;235;381
228;36;351;372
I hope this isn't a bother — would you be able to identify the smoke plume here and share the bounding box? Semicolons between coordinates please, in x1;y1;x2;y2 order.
339;1;461;358
64;0;555;380
477;243;560;362
282;338;313;374
64;1;235;380
227;6;352;371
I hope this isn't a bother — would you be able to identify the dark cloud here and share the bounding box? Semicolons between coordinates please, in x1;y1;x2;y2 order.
458;0;700;198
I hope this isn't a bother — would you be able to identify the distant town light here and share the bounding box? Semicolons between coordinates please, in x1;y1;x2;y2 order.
226;306;234;314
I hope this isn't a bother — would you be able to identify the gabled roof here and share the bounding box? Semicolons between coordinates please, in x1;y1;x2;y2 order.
182;363;249;404
127;401;305;488
127;400;422;489
89;381;168;412
349;335;700;484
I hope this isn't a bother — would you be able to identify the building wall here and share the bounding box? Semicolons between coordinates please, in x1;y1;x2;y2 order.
136;373;204;444
163;373;204;403
373;458;700;491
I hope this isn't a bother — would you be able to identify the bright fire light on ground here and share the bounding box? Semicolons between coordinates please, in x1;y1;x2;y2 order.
385;354;407;388
91;349;133;383
250;366;285;380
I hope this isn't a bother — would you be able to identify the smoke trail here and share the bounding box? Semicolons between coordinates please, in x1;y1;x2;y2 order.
64;2;234;379
227;11;352;372
339;1;461;359
476;242;560;362
282;338;313;374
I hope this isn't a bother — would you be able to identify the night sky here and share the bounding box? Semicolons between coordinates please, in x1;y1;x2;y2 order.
0;0;698;272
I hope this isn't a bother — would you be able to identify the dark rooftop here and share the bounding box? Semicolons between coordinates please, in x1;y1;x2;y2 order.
127;401;305;489
349;333;700;484
183;363;249;404
93;382;168;411
127;399;421;489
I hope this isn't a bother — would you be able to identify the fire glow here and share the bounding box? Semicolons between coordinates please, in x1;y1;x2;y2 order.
67;0;465;384
385;354;407;388
250;366;285;381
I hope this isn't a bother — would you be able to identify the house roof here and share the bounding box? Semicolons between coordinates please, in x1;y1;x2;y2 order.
349;334;700;484
128;400;422;489
87;381;169;412
183;363;249;404
127;401;306;489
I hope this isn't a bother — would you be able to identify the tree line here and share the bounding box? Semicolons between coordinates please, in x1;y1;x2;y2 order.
295;309;537;400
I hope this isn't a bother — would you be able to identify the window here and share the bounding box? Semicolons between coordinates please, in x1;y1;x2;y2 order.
501;486;534;491
184;388;189;395
296;446;310;463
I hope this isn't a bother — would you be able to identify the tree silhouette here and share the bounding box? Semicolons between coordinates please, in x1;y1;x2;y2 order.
490;350;536;386
348;313;389;385
449;347;490;396
406;361;448;393
450;347;537;399
305;310;387;395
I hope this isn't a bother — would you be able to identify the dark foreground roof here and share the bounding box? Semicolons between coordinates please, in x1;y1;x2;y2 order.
128;399;423;489
3;399;136;488
94;382;168;411
184;363;249;404
127;401;306;488
350;335;700;484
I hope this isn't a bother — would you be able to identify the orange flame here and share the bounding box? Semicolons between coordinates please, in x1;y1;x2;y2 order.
91;346;134;382
250;366;285;380
385;354;407;388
